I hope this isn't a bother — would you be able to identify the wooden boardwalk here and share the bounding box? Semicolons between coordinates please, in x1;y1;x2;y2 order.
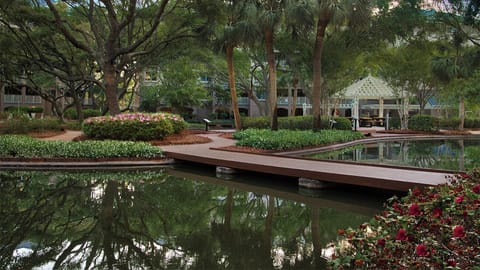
162;133;452;192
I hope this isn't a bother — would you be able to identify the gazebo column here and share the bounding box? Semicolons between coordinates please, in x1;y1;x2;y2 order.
379;97;384;118
353;97;359;129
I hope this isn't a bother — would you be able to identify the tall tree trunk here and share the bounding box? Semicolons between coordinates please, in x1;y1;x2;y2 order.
265;29;278;131
311;208;326;268
312;16;329;131
459;96;465;130
247;87;265;116
101;180;118;269
224;189;233;232
263;196;274;257
291;76;299;116
104;62;121;115
74;96;84;122
226;45;242;130
0;82;4;112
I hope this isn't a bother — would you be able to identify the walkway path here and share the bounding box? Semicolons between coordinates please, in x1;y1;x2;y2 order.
41;130;84;141
161;133;452;192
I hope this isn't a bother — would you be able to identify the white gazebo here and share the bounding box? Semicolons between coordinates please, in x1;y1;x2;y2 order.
337;75;407;128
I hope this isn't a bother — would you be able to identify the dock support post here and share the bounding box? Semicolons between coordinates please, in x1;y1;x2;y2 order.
298;178;331;189
216;166;238;174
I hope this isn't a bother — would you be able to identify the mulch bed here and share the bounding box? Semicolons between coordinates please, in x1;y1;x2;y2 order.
151;130;212;146
29;130;66;138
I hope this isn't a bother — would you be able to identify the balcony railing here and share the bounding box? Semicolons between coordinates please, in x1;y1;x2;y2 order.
4;95;22;104
25;95;42;104
4;95;42;104
277;96;309;105
235;96;311;106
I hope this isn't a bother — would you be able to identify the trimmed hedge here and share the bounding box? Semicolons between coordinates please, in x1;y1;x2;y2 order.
0;117;63;134
82;112;186;141
241;116;352;131
409;114;439;132
64;108;102;120
7;106;43;114
233;129;364;151
0;135;163;158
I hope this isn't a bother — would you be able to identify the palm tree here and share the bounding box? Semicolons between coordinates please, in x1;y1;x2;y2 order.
255;0;285;130
432;31;480;130
311;0;371;131
206;0;258;130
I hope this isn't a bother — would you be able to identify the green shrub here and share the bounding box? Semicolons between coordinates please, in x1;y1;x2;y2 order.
0;135;163;158
279;116;313;130
332;117;352;130
242;116;352;131
82;112;186;141
1;117;63;134
438;117;461;129
465;118;480;128
64;108;102;120
388;117;401;129
409;114;439;131
241;116;270;129
7;106;43;114
233;129;364;151
64;121;83;130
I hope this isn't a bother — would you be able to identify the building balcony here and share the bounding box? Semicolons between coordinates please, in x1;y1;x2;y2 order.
4;94;42;104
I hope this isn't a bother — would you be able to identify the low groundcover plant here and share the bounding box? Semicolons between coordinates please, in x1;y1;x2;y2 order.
0;135;163;159
329;169;480;269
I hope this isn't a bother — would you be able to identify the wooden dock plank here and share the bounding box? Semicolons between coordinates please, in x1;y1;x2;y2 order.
162;134;451;192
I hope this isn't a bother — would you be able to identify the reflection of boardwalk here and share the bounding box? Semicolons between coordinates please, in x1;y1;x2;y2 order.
162;133;452;192
166;168;384;216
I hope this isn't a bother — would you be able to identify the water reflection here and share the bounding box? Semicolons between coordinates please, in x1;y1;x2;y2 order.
0;169;384;269
303;138;480;171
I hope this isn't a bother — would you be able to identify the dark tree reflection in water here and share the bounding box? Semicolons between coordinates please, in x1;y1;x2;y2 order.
0;169;380;269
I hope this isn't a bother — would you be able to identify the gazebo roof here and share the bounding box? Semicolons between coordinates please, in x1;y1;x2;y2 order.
342;75;397;99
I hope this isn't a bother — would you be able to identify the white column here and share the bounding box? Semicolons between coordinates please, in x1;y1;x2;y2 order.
353;97;359;129
379;97;384;118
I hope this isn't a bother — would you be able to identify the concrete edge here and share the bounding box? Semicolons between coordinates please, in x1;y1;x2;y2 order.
0;158;176;170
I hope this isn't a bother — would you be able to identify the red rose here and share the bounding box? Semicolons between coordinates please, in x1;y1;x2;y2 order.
392;202;404;214
409;204;421;216
337;229;345;235
396;228;407;241
432;208;442;218
412;187;422;197
473;184;480;194
415;244;428;256
354;259;364;266
377;238;386;247
447;258;457;267
453;225;466;238
455;195;464;203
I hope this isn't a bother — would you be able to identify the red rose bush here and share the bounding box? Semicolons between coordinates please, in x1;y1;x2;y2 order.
329;169;480;269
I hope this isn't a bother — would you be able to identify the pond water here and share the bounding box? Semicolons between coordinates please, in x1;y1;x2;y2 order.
302;138;480;171
0;166;388;270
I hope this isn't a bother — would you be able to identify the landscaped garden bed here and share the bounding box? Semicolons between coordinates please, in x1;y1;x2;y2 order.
0;135;164;160
231;129;365;151
329;170;480;269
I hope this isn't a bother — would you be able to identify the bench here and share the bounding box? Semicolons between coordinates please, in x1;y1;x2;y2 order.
203;119;234;130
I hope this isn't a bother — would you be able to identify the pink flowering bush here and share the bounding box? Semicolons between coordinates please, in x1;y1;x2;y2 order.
82;112;186;141
330;169;480;269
